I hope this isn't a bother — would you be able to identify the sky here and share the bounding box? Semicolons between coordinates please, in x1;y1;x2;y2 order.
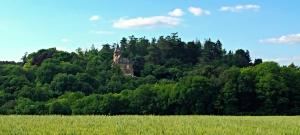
0;0;300;65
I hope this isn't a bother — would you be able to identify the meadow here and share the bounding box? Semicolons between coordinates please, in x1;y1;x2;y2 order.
0;116;299;135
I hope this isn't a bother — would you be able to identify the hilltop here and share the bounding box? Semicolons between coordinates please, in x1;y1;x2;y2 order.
0;33;299;115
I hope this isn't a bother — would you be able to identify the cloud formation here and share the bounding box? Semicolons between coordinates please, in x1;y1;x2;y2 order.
220;4;260;12
260;34;300;44
113;16;180;29
266;56;300;65
89;15;100;21
188;7;211;16
61;38;71;43
56;47;71;52
168;8;184;17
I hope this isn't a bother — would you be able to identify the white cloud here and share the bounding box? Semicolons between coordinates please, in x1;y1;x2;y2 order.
89;15;100;21
56;47;70;52
260;34;300;44
168;8;184;17
90;30;115;35
220;4;260;12
113;16;180;29
188;7;211;16
266;56;300;65
61;38;71;43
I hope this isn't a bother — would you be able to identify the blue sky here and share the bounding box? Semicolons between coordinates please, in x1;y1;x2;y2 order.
0;0;300;65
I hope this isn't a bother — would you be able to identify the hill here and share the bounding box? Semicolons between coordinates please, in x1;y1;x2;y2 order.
0;33;299;115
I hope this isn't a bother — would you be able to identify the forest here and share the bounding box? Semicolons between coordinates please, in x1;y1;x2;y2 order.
0;33;299;115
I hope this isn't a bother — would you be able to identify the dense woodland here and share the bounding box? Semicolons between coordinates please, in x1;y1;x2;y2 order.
0;33;299;115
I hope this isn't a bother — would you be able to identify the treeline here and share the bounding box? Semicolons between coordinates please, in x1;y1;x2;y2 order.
0;33;299;115
0;61;22;65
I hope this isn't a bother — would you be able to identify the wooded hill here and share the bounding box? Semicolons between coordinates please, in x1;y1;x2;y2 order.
0;33;299;115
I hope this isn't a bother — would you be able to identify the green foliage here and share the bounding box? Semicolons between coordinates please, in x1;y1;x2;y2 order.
35;60;61;84
0;34;299;115
15;98;47;115
49;101;72;115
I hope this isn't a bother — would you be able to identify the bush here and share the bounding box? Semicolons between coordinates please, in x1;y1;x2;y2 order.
49;101;72;115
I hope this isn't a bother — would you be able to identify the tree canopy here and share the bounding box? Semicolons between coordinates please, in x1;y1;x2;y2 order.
0;33;299;115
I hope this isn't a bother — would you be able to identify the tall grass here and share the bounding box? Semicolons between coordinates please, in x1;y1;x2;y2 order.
0;116;299;135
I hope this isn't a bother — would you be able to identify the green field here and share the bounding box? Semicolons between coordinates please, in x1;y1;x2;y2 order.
0;116;299;135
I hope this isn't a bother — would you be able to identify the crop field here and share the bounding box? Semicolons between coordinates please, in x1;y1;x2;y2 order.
0;116;299;135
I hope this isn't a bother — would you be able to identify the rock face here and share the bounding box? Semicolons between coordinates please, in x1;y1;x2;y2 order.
112;46;134;76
